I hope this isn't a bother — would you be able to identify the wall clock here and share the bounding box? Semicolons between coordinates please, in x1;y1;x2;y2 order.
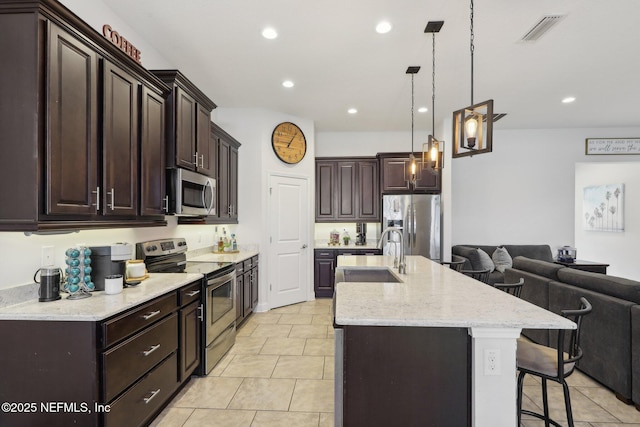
271;122;307;164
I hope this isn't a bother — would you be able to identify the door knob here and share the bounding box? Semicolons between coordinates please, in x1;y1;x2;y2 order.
301;244;308;249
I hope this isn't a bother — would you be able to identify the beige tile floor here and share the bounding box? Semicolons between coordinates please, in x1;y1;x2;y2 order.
151;298;640;427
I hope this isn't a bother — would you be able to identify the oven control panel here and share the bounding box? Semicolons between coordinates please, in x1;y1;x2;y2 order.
136;238;187;258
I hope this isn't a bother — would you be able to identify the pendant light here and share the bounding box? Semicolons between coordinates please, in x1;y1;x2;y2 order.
422;21;444;171
405;66;422;186
452;0;494;158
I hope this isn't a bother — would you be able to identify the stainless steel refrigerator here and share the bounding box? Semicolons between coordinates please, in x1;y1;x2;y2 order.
381;194;441;261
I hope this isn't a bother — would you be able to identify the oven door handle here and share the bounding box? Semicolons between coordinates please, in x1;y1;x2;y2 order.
207;270;236;290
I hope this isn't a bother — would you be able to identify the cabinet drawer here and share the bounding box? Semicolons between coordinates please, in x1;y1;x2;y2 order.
104;352;179;427
243;258;252;270
179;280;202;307
251;255;259;265
235;261;245;275
315;250;335;259
102;313;178;402
102;293;177;348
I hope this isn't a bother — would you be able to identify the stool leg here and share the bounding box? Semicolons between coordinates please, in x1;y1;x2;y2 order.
517;371;526;426
541;378;550;427
562;381;575;427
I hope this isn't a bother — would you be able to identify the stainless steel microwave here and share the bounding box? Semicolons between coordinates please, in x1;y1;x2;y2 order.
168;168;216;216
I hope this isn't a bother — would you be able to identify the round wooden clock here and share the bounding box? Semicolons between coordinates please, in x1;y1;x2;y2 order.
271;122;307;164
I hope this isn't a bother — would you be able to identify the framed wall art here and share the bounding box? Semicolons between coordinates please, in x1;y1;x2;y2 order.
583;183;624;232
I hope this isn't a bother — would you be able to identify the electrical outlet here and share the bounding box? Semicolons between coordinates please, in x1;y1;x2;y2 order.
484;349;501;376
42;246;55;266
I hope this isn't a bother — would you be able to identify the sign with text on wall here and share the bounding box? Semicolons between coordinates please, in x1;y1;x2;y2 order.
585;138;640;155
102;24;142;64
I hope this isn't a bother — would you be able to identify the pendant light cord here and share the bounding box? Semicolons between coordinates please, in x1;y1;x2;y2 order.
432;33;436;137
411;73;415;153
470;0;475;105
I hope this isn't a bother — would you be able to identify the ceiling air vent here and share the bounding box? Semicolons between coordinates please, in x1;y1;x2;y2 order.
521;15;565;42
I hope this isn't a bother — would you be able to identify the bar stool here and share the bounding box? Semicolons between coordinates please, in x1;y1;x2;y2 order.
440;255;465;272
493;278;524;298
516;297;592;427
460;268;491;284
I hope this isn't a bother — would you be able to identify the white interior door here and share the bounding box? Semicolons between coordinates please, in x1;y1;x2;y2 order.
268;174;310;309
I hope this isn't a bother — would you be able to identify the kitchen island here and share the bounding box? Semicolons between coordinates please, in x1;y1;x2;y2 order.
334;255;575;427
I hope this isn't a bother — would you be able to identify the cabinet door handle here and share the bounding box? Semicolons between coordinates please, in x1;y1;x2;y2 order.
186;290;200;297
92;187;100;212
142;344;161;357
200;154;205;168
197;303;203;321
143;388;161;404
107;188;115;210
142;310;160;320
193;152;199;166
163;195;169;213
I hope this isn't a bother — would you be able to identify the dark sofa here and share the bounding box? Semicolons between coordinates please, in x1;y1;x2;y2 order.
505;256;640;405
452;244;554;284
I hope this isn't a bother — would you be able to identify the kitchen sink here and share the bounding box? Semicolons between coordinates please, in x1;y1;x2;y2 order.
335;267;402;283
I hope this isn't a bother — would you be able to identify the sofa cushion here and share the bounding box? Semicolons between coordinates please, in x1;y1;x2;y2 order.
557;268;640;304
513;256;564;280
503;245;553;262
476;248;495;272
492;246;513;273
512;256;564;281
452;245;484;270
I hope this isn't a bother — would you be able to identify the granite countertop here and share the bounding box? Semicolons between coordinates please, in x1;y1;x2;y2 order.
189;250;259;263
0;273;203;322
334;255;576;330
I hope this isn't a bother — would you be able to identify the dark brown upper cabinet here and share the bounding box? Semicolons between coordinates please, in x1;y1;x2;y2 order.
378;152;441;194
140;86;167;216
213;123;240;223
151;70;216;177
315;157;380;222
0;1;170;232
103;60;139;217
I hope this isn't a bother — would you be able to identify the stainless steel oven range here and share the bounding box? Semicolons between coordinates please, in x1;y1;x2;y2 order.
136;238;237;376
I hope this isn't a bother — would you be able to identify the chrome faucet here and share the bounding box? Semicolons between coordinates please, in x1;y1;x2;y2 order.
377;227;406;274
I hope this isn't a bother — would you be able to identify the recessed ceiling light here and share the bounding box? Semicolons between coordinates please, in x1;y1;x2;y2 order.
347;108;358;114
562;96;576;103
282;80;294;88
262;27;278;39
418;107;428;113
376;21;392;34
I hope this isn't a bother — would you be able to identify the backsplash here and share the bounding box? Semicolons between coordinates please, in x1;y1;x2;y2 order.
0;217;242;291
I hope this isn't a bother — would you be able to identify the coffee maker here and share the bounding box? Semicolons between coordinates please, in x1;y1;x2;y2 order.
355;223;367;246
89;243;132;290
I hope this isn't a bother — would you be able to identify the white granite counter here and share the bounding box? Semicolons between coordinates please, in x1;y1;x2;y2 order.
0;273;203;321
189;250;258;263
334;255;575;330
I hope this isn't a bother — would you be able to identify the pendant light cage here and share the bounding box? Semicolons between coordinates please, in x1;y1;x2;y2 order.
422;21;445;172
452;0;494;158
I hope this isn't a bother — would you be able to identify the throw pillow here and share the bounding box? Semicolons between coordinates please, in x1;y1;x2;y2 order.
492;246;513;273
476;248;495;272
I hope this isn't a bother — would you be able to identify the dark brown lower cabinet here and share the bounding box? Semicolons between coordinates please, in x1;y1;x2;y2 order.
0;281;201;427
314;248;381;297
236;255;259;325
339;326;470;427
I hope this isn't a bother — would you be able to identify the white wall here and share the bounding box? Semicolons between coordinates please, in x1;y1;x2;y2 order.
59;0;172;69
213;107;316;309
575;163;640;281
450;127;640;255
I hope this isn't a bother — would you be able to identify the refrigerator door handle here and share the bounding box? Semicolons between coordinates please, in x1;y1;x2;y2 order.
413;208;417;248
